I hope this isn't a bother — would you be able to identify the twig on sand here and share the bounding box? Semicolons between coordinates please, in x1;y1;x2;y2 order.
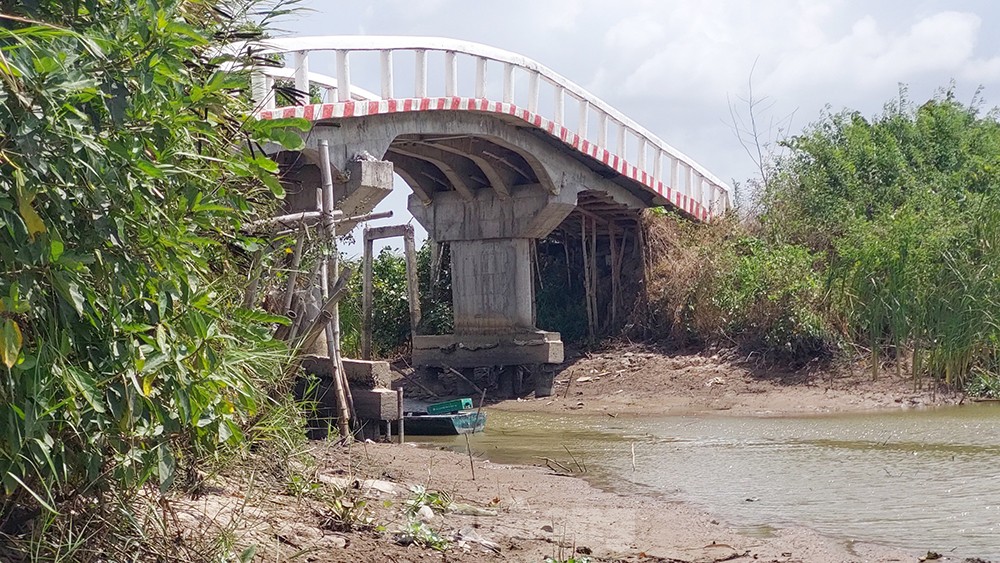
535;457;572;474
631;442;636;472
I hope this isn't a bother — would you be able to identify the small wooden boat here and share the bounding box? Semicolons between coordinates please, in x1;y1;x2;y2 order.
403;398;487;436
404;409;486;436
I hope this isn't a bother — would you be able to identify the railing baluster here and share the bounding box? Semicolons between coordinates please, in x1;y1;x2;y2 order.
264;76;275;110
653;149;663;184
503;63;514;103
380;49;394;99
686;165;695;210
336;50;351;102
578;99;589;138
698;174;707;213
415;49;428;98
528;72;539;113
598;113;608;148
251;72;267;106
475;57;487;98
554;86;564;123
617;124;627;159
637;137;647;169
670;158;679;192
444;50;458;97
293;50;310;104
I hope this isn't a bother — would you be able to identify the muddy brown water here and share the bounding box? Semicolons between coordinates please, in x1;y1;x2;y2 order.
415;404;1000;558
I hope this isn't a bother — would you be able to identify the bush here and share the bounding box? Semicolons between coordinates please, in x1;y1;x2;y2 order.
640;211;830;359
0;0;305;544
641;88;1000;379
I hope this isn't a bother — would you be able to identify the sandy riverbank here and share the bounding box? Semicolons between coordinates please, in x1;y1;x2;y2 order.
167;346;977;562
171;439;925;563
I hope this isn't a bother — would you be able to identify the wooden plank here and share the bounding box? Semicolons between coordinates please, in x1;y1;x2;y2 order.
365;224;411;241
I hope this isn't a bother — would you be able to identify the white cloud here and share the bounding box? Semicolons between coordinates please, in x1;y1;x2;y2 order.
601;5;998;108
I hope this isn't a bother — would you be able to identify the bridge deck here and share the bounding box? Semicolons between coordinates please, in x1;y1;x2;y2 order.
263;98;714;221
237;35;730;221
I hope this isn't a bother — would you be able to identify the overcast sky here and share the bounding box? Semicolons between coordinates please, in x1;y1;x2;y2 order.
276;0;1000;251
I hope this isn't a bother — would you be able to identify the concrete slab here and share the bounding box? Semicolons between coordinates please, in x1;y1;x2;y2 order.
412;331;564;368
302;356;395;388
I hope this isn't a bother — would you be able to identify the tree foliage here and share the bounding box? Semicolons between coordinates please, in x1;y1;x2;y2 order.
0;0;305;532
646;88;1000;384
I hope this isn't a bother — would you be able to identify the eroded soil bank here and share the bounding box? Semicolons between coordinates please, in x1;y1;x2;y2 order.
492;345;963;417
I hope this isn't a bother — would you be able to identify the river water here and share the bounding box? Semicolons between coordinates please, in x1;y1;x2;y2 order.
415;404;1000;558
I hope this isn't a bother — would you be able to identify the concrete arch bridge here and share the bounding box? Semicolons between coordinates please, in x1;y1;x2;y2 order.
243;36;730;378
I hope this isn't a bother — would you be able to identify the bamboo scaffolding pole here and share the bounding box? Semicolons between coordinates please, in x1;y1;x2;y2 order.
319;139;352;438
290;270;353;365
281;226;307;314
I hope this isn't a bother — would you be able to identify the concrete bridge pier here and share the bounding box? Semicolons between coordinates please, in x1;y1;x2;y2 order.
409;183;575;370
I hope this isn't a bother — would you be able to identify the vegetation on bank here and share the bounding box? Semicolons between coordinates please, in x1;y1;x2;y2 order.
641;89;1000;393
346;90;1000;396
0;0;313;559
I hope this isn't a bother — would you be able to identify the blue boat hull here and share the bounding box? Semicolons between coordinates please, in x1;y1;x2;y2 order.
404;411;487;435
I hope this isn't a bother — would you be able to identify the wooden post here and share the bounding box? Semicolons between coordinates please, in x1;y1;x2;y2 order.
589;216;598;338
402;225;422;338
609;222;619;329
362;230;374;360
396;387;405;444
581;216;594;341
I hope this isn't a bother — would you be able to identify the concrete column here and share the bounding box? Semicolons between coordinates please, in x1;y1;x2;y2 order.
450;238;533;334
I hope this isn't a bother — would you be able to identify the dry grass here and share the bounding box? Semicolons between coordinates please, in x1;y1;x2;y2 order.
633;210;742;346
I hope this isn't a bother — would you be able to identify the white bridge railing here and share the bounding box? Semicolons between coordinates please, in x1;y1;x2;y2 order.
241;36;730;219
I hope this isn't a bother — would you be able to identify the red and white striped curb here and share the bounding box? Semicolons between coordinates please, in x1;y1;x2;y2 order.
259;98;710;222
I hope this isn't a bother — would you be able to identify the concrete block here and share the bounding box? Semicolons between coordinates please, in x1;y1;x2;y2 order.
352;388;400;420
342;358;395;388
301;356;395;389
335;160;394;233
